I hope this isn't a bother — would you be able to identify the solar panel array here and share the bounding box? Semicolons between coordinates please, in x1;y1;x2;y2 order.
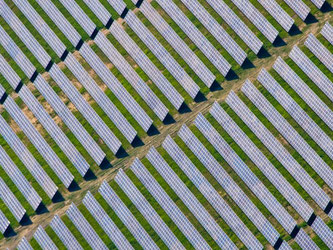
66;203;108;250
231;0;278;43
0;177;26;223
130;158;209;249
153;0;234;72
115;168;184;249
321;22;333;44
136;0;216;87
146;146;236;249
162;136;262;249
257;0;294;32
305;33;333;73
203;0;263;54
273;57;333;130
289;46;333;102
0;0;332;248
33;226;58;250
124;10;203;95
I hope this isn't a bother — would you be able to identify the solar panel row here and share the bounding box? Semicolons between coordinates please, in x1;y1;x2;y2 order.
115;168;184;249
124;10;202;96
178;124;282;246
0;177;26;223
273;57;333;130
99;181;158;249
33;226;58;250
289;46;333;102
3;96;74;188
225;90;331;213
0;145;42;211
204;0;263;54
241;80;333;194
321;22;333;45
257;0;294;32
130;158;210;249
109;21;186;107
82;191;133;250
194;113;299;234
257;68;333;163
305;33;333;73
146;146;236;249
50;215;83;250
153;0;233;73
231;0;279;43
162;136;262;249
66;203;108;250
137;0;216;87
283;0;310;21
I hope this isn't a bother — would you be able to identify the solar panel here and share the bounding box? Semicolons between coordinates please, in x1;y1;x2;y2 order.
109;21;185;107
130;158;210;249
0;146;42;211
194;113;297;233
33;0;152;133
34;226;58;250
294;229;319;249
58;0;168;122
146;146;236;249
64;51;137;143
289;46;333;102
48;65;122;155
66;203;108;250
241;80;333;193
257;0;294;32
0;111;58;200
273;57;333;130
17;237;32;250
305;33;333;73
178;124;282;246
83;0;111;26
115;168;184;249
310;0;325;9
106;0;126;16
231;0;279;43
258;68;333;164
0;31;105;166
33;76;106;166
94;32;169;122
34;0;81;47
19;83;91;177
181;0;247;65
0;25;35;79
50;215;83;250
124;11;203;95
194;112;317;247
0;177;26;223
134;0;216;87
311;217;333;248
282;0;310;21
3;96;74;188
225;90;331;211
203;0;263;54
0;2;51;69
162;136;262;249
99;181;158;249
0;210;10;234
11;0;66;58
14;0;136;145
58;0;96;37
321;22;333;45
82;191;133;250
152;0;232;74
